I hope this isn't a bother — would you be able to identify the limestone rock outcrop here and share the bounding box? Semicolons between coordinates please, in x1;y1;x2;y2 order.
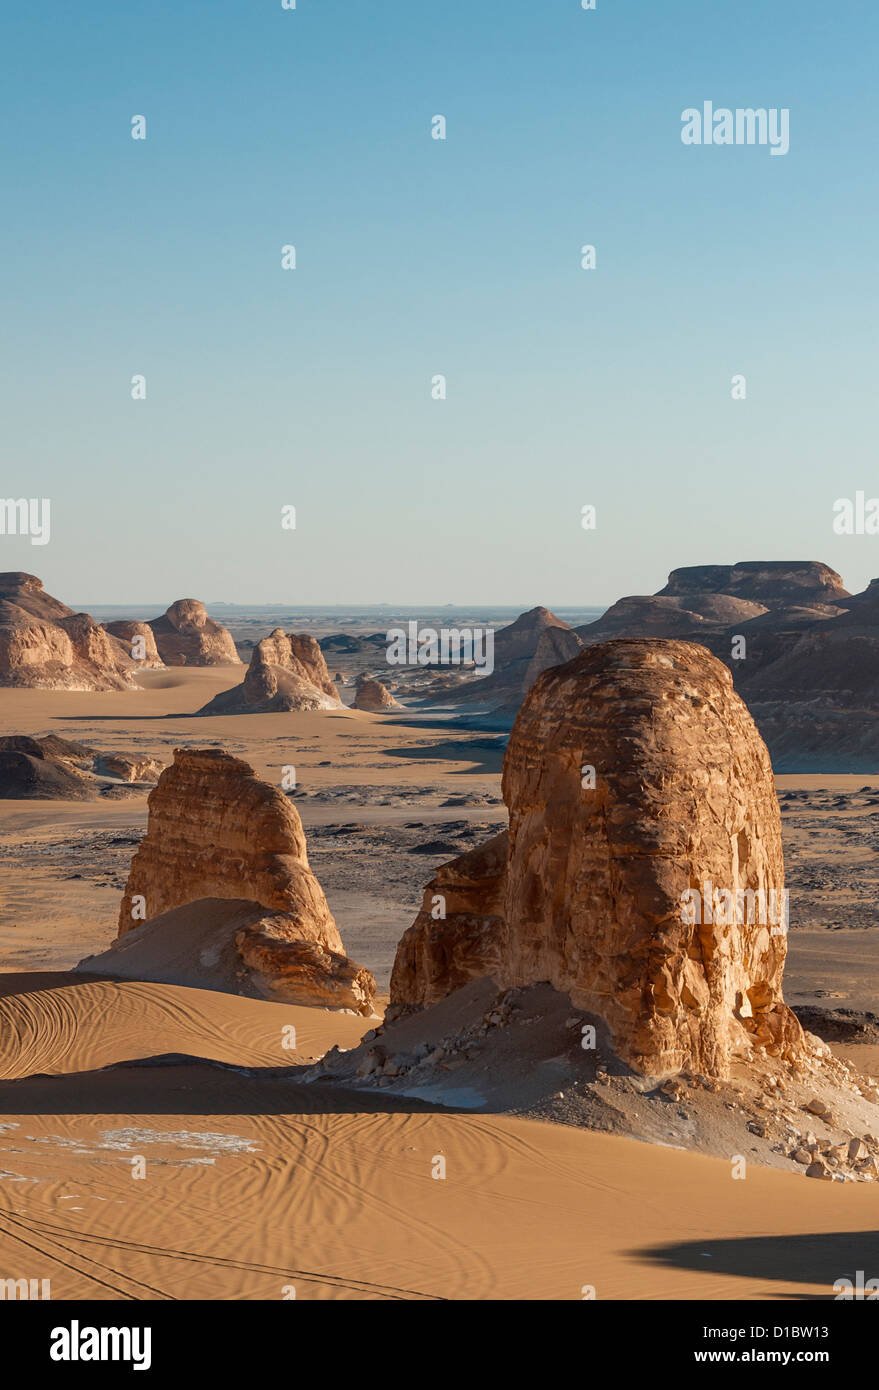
197;630;341;714
148;599;240;667
391;639;803;1079
353;674;401;711
103;620;164;669
117;749;374;1012
0;573;137;691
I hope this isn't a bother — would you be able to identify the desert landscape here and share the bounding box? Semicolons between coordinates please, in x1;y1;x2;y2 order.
3;566;879;1309
4;4;875;1348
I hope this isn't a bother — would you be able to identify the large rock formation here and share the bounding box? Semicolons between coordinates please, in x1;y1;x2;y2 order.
197;630;342;714
117;749;374;1012
0;573;137;690
391;640;803;1079
658;561;849;608
434;606;583;708
148;599;240;667
352;674;401;711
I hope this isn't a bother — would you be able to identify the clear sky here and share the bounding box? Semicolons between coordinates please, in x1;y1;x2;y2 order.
1;1;877;608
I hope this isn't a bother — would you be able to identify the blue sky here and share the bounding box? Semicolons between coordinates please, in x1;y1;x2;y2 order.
1;0;877;607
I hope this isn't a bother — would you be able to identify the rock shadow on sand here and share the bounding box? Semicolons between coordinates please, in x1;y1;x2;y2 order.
632;1231;879;1298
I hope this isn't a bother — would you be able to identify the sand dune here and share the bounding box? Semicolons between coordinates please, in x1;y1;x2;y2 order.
0;974;369;1081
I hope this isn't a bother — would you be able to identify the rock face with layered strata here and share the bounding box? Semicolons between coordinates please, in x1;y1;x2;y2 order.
0;573;137;690
117;749;374;1012
148;599;240;667
391;639;803;1078
197;630;341;714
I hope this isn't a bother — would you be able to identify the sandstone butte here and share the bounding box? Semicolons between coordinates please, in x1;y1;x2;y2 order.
118;749;375;1013
390;639;805;1080
0;572;137;690
352;674;401;711
197;629;342;713
147;599;241;667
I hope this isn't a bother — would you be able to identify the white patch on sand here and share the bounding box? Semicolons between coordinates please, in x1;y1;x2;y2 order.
97;1128;258;1154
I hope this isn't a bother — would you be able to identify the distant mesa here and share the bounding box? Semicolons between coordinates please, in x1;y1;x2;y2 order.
576;562;851;647
104;748;374;1013
0;733;164;799
147;599;241;667
659;561;849;608
352;673;401;711
0;572;139;691
392;639;804;1080
197;630;342;714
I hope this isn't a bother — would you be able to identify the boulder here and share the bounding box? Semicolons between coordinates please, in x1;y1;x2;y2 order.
353;675;401;711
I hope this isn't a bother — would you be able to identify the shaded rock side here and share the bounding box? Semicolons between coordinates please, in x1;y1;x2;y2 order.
389;831;508;1009
196;630;342;714
148;599;241;667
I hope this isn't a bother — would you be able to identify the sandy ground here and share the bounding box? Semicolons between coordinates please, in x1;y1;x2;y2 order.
2;671;879;1300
